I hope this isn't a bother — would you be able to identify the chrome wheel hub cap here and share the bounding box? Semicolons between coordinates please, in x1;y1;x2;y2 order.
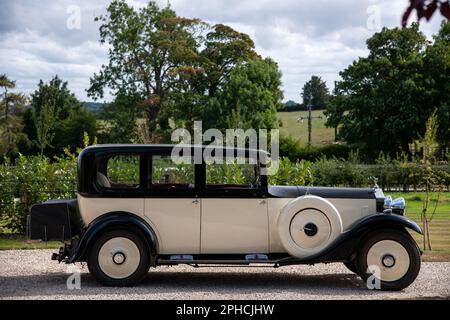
98;237;140;279
113;252;126;265
382;254;396;268
367;240;410;282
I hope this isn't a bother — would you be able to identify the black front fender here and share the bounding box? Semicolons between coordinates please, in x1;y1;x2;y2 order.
67;212;159;264
347;213;422;236
279;213;422;265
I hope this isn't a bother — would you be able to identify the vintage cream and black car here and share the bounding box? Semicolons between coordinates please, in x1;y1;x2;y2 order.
30;144;422;290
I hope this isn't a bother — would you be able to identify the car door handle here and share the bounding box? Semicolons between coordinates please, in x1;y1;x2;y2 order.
192;199;200;204
260;200;267;205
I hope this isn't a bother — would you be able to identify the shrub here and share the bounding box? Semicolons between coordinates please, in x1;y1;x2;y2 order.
279;135;352;162
268;157;313;186
0;154;77;233
311;157;367;187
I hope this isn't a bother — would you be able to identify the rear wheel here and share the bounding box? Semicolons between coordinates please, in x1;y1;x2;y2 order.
355;230;421;291
87;229;150;286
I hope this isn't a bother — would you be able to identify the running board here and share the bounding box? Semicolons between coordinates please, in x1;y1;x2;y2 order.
159;253;273;265
158;259;277;265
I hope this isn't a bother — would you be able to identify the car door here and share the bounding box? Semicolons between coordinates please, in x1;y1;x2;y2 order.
143;154;201;255
200;160;269;254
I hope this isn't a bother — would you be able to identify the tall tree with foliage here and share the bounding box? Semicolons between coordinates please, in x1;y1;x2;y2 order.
53;108;97;153
324;93;346;142
88;0;204;142
301;76;329;145
215;58;283;130
301;75;329;108
423;21;450;153
25;76;96;157
201;24;259;97
100;91;142;143
0;75;29;156
334;24;432;158
32;101;55;156
89;0;278;139
171;23;259;131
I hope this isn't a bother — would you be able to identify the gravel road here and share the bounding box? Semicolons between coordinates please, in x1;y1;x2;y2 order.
0;250;449;300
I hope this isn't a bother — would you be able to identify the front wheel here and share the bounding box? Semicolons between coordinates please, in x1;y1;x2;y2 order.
87;228;150;286
355;229;421;291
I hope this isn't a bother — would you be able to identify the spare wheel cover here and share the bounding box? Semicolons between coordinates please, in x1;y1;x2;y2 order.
277;195;343;259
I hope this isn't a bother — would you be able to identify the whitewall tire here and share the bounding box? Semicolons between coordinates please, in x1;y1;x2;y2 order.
355;229;421;291
88;229;150;286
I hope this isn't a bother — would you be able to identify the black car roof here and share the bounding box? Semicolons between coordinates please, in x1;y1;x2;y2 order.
79;144;270;157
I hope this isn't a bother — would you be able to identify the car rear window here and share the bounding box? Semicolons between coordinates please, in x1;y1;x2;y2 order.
96;154;140;189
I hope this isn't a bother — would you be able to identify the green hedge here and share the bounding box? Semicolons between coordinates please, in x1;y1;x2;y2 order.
279;135;351;161
0;154;77;233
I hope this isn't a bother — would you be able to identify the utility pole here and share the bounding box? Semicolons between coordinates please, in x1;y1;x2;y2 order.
307;101;312;145
297;102;322;145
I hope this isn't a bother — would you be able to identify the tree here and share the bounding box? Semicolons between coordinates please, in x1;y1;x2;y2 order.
0;75;29;156
100;91;142;143
324;94;346;142
334;24;431;159
32;101;55;156
301;75;329;108
53;108;97;153
423;21;450;154
201;24;259;97
214;58;283;130
89;0;273;140
31;76;81;119
414;111;449;251
170;23;260;131
88;0;204;142
301;76;329;145
25;75;96;157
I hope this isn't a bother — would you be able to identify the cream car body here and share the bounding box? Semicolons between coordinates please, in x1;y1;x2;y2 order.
30;144;422;290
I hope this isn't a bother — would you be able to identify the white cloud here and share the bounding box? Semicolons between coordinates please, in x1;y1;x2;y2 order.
0;0;447;102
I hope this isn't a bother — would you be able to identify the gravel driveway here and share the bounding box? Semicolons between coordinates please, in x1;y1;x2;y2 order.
0;250;449;300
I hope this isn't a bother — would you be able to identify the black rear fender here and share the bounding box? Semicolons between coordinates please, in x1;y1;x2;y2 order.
67;212;159;265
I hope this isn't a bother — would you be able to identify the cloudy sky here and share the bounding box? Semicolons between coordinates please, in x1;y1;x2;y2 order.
0;0;445;103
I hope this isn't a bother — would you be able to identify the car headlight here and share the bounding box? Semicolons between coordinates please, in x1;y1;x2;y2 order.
391;197;406;215
383;195;406;215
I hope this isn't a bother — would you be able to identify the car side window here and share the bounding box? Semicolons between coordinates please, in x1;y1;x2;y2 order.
150;155;195;189
206;158;261;189
97;155;140;189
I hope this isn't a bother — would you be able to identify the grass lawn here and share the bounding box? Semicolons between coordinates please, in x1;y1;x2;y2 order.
0;236;60;250
278;110;335;145
391;192;450;262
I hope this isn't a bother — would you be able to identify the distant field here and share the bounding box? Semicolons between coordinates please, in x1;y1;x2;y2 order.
99;111;336;146
277;110;335;145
